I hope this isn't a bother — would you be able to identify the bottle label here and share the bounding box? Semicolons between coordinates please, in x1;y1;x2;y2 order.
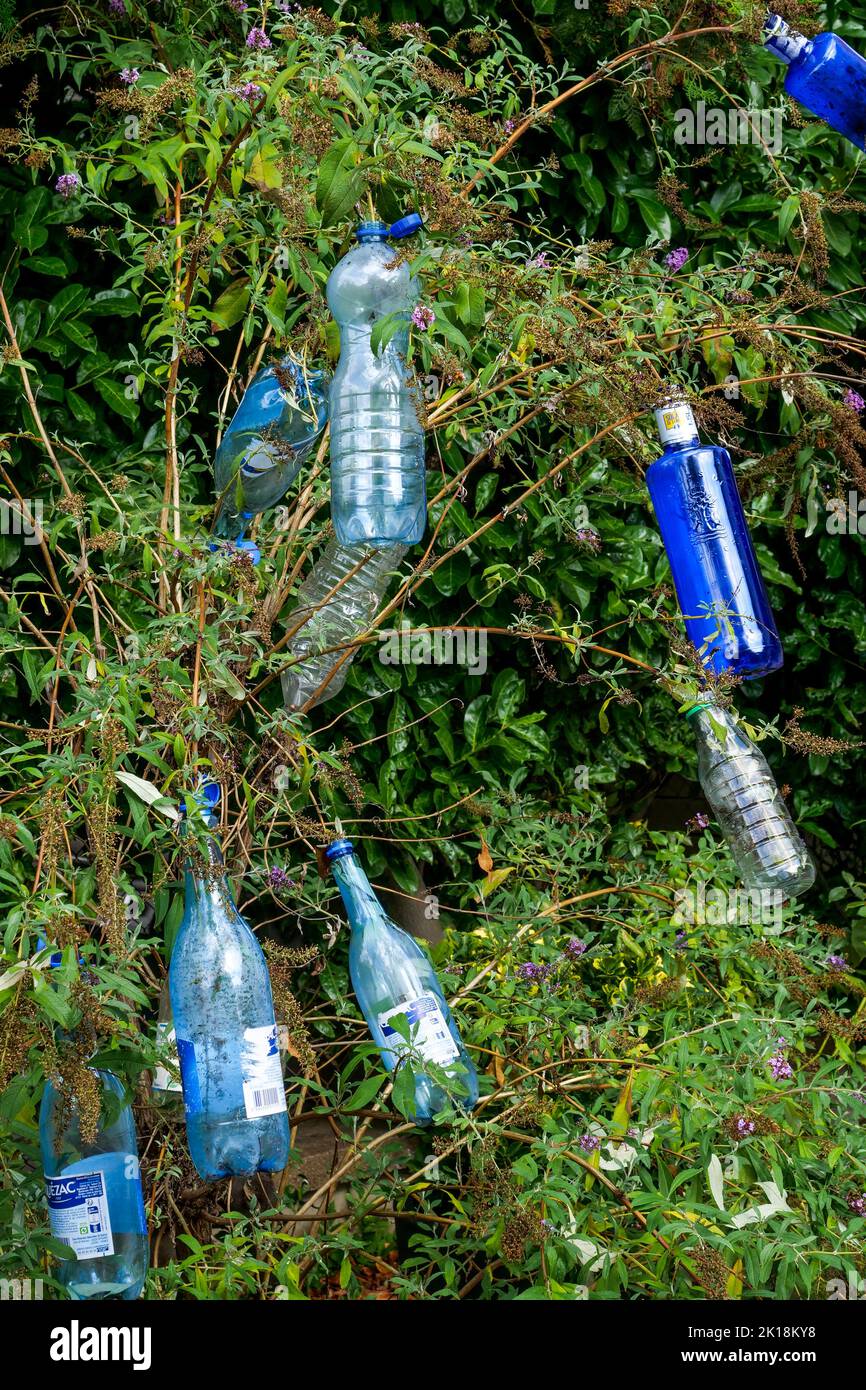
176;1036;202;1116
46;1171;114;1261
241;1024;288;1119
655;403;698;446
379;994;460;1068
152;1021;182;1094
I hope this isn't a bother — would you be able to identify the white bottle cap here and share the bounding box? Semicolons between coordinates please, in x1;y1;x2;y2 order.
654;401;699;446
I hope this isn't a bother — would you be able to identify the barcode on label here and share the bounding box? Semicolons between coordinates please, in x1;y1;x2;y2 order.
253;1086;282;1109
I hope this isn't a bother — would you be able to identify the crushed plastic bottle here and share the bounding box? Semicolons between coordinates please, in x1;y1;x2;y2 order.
647;398;783;679
281;538;406;711
764;13;866;151
213;358;328;542
326;837;478;1124
327;214;426;547
686;700;815;898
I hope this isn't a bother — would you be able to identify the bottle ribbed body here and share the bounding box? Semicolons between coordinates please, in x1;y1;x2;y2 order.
327;240;426;546
691;706;815;898
169;841;290;1180
281;539;406;710
39;1069;148;1301
329;843;478;1125
647;429;782;679
213;362;327;538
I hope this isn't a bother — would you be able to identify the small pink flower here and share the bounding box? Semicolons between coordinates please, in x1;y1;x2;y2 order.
119;68;140;85
843;388;865;413
246;26;271;48
411;305;435;331
664;246;689;271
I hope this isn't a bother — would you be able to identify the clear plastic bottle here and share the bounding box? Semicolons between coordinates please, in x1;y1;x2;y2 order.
764;14;866;151
281;538;406;711
150;980;182;1102
213;359;328;541
169;784;290;1180
326;837;478;1125
40;1064;148;1300
686;700;815;898
646;399;783;679
327;215;426;547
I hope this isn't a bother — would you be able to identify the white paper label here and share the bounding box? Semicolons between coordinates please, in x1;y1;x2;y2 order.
152;1020;182;1093
46;1170;114;1260
379;994;460;1067
241;1023;287;1118
655;403;698;446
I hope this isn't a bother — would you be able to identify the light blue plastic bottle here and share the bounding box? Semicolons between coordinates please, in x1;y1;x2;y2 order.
213;358;328;543
40;1064;148;1300
764;14;866;151
326;837;478;1124
169;784;290;1180
327;214;427;547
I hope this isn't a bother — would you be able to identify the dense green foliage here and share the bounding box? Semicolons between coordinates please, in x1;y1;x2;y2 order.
0;0;865;1300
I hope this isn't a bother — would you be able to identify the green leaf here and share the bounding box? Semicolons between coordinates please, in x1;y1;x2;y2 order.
12;188;52;252
315;138;364;225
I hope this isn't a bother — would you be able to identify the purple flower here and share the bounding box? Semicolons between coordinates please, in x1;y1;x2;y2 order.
769;1052;794;1081
504;119;517;134
267;866;295;891
847;1192;866;1216
233;81;263;100
578;1132;600;1153
119;68;140;85
664;246;689;272
565;938;587;960
675;930;689;951
686;810;709;831
229;0;248;9
108;0;125;13
411;305;435;331
518;961;550;982
826;954;848;971
735;1116;756;1136
526;252;549;270
843;388;865;413
246;26;271;48
55;173;80;198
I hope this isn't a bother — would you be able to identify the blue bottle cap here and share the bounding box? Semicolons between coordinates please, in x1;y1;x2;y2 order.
236;537;261;565
179;781;221;818
356;221;389;242
388;213;423;240
325;837;354;862
37;935;82;967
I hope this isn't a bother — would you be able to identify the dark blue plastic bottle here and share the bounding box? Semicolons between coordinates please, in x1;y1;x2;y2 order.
764;14;866;151
646;400;783;679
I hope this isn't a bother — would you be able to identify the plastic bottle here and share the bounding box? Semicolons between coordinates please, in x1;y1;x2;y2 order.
764;14;866;151
326;837;478;1124
169;784;290;1180
281;538;407;711
327;215;426;547
686;700;815;898
40;1061;148;1300
646;399;783;679
150;980;182;1102
213;359;328;542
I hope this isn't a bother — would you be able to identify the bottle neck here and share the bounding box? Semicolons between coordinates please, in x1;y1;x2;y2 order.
183;832;237;912
330;852;389;930
763;14;809;65
655;401;700;450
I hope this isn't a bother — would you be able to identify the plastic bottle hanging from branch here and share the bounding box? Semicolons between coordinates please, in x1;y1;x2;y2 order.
646;396;783;680
281;538;407;712
327;214;427;547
